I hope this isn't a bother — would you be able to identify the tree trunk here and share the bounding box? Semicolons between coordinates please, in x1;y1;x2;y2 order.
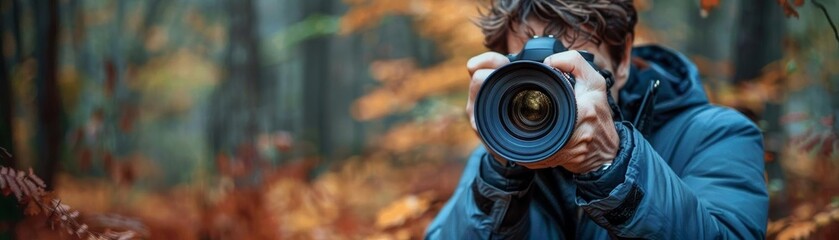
686;1;737;62
129;0;163;65
732;0;784;83
0;5;23;239
684;0;739;84
33;0;62;190
11;0;23;62
300;0;333;161
0;10;13;166
208;0;262;169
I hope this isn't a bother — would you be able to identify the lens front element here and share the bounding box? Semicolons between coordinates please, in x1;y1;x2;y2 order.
510;89;553;131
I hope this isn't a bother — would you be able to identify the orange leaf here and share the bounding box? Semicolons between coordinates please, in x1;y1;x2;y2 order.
700;0;721;11
375;194;431;229
778;0;801;18
776;222;816;240
24;201;40;216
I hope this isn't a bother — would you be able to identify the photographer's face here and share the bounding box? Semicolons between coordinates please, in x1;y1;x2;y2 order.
506;19;632;99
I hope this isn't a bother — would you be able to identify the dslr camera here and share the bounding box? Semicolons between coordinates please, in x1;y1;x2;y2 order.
474;36;614;164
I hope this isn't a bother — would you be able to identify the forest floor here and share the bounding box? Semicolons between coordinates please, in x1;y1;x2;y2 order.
14;158;465;239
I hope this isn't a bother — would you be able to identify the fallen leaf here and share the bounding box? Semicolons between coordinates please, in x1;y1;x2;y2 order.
375;194;431;229
776;222;816;240
24;201;41;216
814;212;831;226
767;219;789;235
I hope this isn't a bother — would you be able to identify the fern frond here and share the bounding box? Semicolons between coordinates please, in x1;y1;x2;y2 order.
0;165;140;240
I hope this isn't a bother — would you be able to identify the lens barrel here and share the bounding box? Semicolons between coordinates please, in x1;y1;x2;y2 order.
474;60;577;163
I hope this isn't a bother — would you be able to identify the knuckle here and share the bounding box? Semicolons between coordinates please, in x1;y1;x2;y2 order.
579;143;590;153
571;155;586;165
466;57;479;71
573;127;594;144
581;136;594;145
573;51;586;62
578;104;597;121
467;52;493;71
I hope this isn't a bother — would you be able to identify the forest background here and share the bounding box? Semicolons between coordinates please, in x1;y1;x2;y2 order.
0;0;838;239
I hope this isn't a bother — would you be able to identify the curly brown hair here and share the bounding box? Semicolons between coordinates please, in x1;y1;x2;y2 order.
478;0;637;66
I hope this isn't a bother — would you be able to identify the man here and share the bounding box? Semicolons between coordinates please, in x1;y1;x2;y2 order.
426;0;768;239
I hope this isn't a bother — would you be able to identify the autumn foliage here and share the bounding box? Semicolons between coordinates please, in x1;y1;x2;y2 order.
3;0;838;239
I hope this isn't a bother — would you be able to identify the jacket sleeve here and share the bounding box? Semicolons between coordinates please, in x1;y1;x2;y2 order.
425;146;536;239
574;108;768;239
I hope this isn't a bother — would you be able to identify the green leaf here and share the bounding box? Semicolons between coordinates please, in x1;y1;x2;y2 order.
785;59;798;74
265;14;341;62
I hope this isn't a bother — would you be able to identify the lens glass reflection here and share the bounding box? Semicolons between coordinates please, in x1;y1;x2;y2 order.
510;89;552;131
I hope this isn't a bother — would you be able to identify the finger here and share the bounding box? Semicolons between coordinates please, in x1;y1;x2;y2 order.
572;121;596;146
467;69;495;132
469;69;495;102
563;155;587;173
520;161;539;169
577;156;603;173
543;51;606;91
521;160;551;170
549;141;587;168
467;52;509;76
575;101;599;125
577;164;598;174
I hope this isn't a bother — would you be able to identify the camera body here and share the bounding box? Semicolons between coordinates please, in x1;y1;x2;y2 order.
474;36;606;164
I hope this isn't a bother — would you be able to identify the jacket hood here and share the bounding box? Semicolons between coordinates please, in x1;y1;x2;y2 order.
618;45;709;129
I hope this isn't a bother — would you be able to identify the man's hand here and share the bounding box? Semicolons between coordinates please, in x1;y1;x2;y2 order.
465;51;619;173
526;51;619;173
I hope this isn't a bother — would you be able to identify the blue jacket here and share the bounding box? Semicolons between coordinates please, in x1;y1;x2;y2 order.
426;45;768;239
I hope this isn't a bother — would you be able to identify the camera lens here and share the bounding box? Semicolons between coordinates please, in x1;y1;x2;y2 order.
474;61;576;163
510;89;553;131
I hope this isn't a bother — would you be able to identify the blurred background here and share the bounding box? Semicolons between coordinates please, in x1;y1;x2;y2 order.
0;0;837;239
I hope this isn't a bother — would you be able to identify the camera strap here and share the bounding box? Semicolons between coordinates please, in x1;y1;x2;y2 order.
632;80;660;136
